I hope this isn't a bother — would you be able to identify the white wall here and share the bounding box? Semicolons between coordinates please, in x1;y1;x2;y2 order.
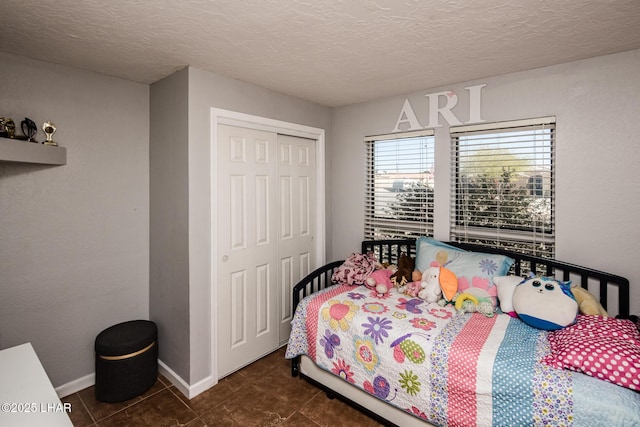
330;49;640;316
0;52;150;388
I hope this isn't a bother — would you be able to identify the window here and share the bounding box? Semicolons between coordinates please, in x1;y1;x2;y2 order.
450;117;555;257
364;130;435;240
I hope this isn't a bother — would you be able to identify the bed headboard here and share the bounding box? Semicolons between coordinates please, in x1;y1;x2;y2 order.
361;239;630;318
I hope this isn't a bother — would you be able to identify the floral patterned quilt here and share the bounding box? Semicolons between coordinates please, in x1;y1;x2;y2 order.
286;285;640;427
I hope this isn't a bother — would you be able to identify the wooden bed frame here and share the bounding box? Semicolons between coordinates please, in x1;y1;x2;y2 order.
290;239;632;426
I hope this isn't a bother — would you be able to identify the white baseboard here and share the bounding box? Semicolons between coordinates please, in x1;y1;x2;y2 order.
158;360;217;399
55;359;217;400
186;373;216;399
55;373;95;398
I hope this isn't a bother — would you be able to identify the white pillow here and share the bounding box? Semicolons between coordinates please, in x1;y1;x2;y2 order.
512;277;577;330
493;275;524;313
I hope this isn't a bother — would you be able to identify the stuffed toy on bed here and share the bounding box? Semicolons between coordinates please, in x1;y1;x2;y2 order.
454;288;495;317
365;268;395;297
570;284;608;316
417;266;457;303
398;280;422;297
512;276;578;330
417;267;443;303
390;253;415;288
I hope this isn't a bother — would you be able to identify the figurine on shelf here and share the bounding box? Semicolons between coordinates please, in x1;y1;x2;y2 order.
4;118;16;138
21;118;38;143
0;117;7;138
42;121;57;146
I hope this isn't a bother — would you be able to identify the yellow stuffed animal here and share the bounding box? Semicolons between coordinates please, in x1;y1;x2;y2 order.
570;286;608;316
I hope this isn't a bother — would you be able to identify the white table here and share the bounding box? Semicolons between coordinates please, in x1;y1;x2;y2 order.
0;343;73;427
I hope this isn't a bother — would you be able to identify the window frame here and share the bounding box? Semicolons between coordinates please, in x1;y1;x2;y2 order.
364;129;435;240
449;116;556;257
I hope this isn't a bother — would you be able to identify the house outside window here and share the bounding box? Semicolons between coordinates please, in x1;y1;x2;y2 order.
450;117;556;258
364;130;435;240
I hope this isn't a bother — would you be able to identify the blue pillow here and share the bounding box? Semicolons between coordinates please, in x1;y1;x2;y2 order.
415;237;514;298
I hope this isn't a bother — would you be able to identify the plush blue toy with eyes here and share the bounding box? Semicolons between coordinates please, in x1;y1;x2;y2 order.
512;275;578;330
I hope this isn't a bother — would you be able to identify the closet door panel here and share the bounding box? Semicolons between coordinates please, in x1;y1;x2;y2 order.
277;134;316;345
217;125;278;378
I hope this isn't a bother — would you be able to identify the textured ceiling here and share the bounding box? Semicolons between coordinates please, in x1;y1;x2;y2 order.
1;0;640;107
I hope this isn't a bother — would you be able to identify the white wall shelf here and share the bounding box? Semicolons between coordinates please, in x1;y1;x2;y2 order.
0;137;66;165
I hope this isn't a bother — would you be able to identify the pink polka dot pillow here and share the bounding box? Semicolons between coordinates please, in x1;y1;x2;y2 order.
542;315;640;391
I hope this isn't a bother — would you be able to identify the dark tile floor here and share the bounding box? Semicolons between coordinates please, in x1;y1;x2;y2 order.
62;347;385;426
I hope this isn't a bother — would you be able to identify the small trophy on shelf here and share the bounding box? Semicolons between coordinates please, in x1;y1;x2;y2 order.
42;121;58;146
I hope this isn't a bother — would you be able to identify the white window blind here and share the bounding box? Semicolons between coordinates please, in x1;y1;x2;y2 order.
450;117;555;257
364;130;435;240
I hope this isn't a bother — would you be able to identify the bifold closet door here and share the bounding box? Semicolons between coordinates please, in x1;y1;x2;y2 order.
216;125;317;377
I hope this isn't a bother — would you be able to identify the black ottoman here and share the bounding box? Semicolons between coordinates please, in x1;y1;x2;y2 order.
95;320;158;403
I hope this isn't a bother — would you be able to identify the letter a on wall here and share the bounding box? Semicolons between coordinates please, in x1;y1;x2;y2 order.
392;99;422;132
